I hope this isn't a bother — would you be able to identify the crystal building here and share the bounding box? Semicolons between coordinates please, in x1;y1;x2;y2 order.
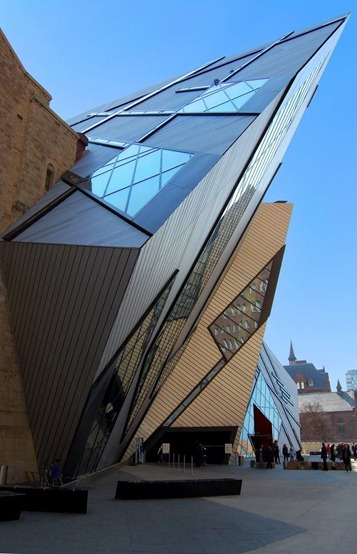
0;15;348;480
238;343;300;458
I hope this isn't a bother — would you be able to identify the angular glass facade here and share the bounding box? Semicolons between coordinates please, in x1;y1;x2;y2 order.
0;15;346;479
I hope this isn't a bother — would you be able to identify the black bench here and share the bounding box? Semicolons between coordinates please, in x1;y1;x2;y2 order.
0;486;88;514
0;491;25;521
115;478;242;500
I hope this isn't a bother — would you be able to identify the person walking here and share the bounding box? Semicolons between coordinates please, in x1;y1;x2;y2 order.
321;442;328;471
266;446;274;469
273;440;280;464
330;443;336;469
342;443;352;472
282;444;289;463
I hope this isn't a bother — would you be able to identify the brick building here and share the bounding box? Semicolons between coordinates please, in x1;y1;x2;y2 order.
284;342;331;394
0;29;84;475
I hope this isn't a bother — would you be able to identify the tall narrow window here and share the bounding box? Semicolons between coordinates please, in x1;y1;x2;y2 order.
45;164;54;191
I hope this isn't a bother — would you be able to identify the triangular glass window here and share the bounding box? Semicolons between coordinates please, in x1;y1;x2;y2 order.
87;144;193;217
179;79;268;114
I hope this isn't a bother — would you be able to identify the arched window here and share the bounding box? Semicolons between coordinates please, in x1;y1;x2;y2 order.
45;163;54;191
338;419;345;433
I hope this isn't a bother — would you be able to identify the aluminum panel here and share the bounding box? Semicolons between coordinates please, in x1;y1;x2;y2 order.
231;21;341;81
14;191;149;247
143;114;255;155
0;181;71;239
2;242;139;467
86;114;168;142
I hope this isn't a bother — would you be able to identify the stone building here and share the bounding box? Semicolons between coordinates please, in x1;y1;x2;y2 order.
284;342;331;394
299;382;357;451
0;28;85;477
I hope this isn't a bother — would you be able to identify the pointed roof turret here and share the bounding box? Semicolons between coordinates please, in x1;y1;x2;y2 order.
337;380;342;393
288;341;297;365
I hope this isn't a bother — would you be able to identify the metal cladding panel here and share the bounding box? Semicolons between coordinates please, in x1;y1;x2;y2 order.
0;181;71;239
143;114;256;155
131;54;260;112
233;21;342;81
13;191;149;247
118;202;292;463
87;115;169;142
71;115;109;132
133;153;219;233
97;97;282;377
1;241;139;468
258;342;301;446
69;143;120;178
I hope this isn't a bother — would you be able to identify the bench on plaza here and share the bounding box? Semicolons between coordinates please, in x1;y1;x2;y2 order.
115;478;242;500
285;461;345;470
0;491;25;521
0;485;88;513
253;462;276;469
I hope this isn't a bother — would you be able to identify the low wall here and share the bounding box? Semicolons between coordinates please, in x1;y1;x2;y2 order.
284;461;345;470
116;478;242;500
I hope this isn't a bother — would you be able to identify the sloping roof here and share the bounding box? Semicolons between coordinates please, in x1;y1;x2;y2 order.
284;362;330;390
299;391;355;412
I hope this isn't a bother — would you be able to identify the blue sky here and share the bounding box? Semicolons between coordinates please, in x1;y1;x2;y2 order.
1;0;355;390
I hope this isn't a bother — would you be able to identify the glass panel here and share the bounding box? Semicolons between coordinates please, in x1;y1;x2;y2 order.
91;172;111;197
127;176;160;216
105;162;134;195
133;148;161;183
160;167;181;189
162;149;191;171
105;188;129;212
179;79;268;114
87;144;192;217
232;91;255;110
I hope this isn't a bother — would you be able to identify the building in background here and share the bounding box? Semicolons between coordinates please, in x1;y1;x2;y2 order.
299;382;357;451
0;15;348;481
346;370;357;391
238;342;300;458
285;342;331;394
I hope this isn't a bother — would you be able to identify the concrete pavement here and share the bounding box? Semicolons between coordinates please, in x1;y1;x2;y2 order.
0;460;356;553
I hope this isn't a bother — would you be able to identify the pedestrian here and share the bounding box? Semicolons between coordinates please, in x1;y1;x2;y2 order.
342;443;352;472
257;444;264;469
273;440;280;464
282;444;289;463
321;442;328;471
50;459;62;486
157;444;164;463
289;446;295;461
330;443;336;469
266;446;274;469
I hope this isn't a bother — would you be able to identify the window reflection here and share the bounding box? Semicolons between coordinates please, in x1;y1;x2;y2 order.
209;263;272;360
238;370;282;457
179;80;268;114
88;145;193;217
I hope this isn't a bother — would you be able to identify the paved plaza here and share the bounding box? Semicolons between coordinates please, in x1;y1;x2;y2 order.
0;460;356;554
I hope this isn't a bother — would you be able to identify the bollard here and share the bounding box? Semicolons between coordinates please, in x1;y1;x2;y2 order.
0;465;8;485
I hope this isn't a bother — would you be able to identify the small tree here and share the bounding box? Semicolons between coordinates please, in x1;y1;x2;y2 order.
300;401;331;442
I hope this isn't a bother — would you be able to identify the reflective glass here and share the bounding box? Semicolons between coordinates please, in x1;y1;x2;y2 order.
179;79;268;114
127;176;160;216
88;144;192;217
238;370;282;457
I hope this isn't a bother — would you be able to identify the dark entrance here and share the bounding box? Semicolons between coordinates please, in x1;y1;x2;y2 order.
145;426;238;464
249;405;273;459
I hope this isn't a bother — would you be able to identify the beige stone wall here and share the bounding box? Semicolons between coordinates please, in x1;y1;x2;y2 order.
0;29;81;478
0;28;79;231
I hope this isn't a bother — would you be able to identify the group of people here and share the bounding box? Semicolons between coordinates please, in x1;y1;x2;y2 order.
321;442;355;472
256;441;304;468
